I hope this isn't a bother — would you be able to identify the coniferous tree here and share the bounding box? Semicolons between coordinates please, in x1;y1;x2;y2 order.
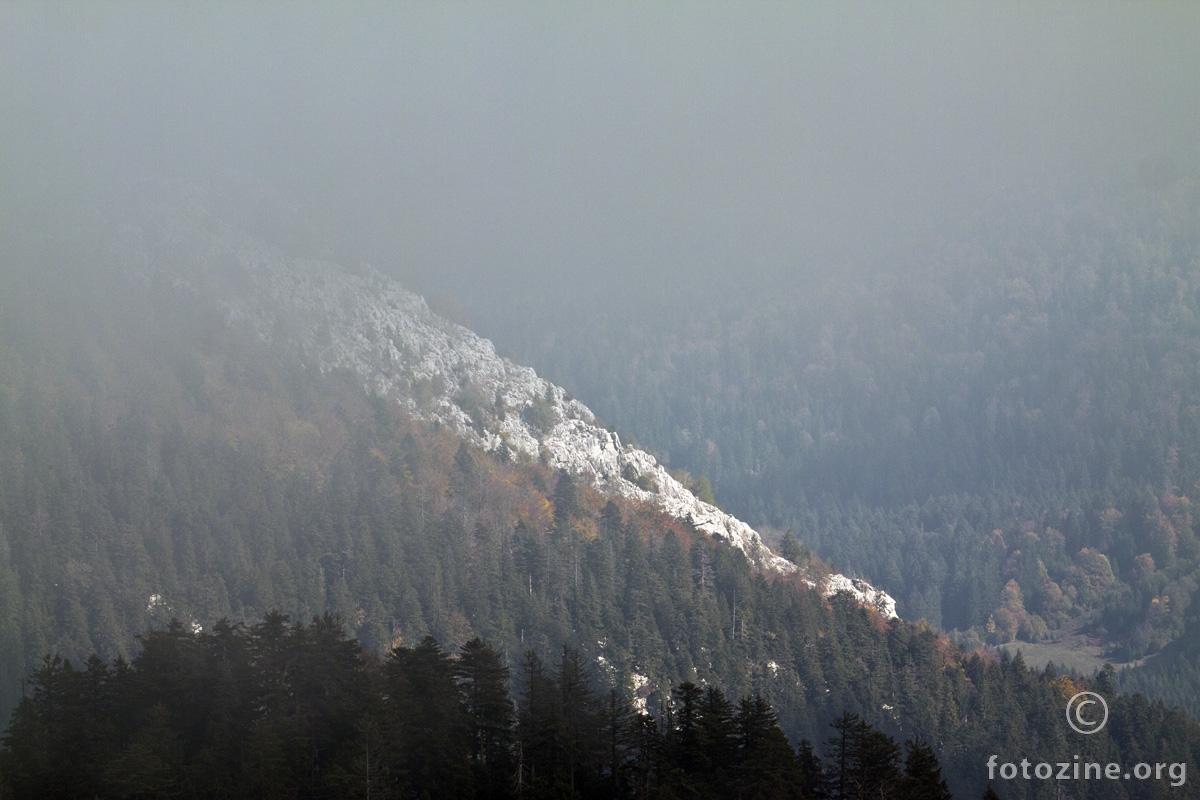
733;694;806;800
600;686;635;799
553;471;579;532
556;645;600;797
0;656;99;798
824;712;902;800
852;726;902;800
824;712;865;800
697;685;737;794
627;711;663;800
666;680;706;792
458;637;517;800
517;649;565;798
898;738;951;800
383;635;471;798
796;739;828;800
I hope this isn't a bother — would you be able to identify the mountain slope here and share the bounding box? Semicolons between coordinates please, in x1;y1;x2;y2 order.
471;179;1200;655
5;182;1200;798
109;177;893;617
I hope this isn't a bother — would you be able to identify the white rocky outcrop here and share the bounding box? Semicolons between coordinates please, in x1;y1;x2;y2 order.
114;180;897;619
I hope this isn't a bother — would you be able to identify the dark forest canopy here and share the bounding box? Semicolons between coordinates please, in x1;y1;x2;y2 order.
0;614;1189;800
0;617;824;799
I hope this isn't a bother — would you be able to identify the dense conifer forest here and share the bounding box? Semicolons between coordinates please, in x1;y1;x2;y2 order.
4;226;1200;798
0;615;945;799
4;612;1197;798
5;4;1198;796
475;179;1200;710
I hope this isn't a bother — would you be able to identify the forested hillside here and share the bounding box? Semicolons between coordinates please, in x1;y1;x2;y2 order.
4;206;1200;797
1;616;940;799
476;179;1200;677
12;613;1192;799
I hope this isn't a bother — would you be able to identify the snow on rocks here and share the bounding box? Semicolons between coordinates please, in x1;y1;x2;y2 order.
824;574;898;619
115;185;897;619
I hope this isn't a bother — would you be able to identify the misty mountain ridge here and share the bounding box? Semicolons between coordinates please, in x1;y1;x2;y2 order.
107;176;895;618
5;6;1199;793
6;173;1200;800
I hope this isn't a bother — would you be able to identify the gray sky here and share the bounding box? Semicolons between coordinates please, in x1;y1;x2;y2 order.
4;2;1198;306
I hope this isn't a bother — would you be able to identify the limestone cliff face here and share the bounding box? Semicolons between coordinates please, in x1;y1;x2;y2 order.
115;178;897;618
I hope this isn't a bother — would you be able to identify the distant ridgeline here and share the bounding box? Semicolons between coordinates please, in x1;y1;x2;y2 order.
0;179;1199;797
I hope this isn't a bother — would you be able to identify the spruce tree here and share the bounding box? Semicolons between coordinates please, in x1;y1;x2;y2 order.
898;738;951;800
628;711;663;800
697;685;737;793
600;687;635;799
824;712;901;800
668;681;705;774
552;470;579;531
383;635;470;797
556;645;600;796
517;649;563;796
853;726;901;799
824;712;866;800
734;694;805;799
458;637;516;800
796;739;828;800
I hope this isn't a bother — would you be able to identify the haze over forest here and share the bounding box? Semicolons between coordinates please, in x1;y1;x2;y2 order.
5;2;1197;309
3;5;1200;797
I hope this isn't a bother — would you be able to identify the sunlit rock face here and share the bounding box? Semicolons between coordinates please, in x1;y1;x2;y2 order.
115;179;896;619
